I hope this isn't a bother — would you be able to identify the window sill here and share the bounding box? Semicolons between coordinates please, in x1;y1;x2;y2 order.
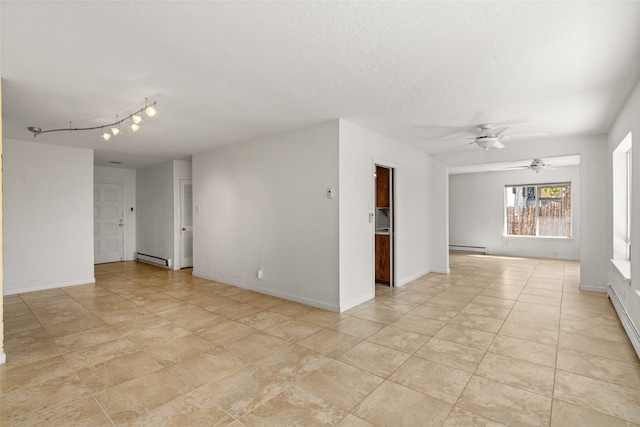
610;259;631;283
502;235;574;241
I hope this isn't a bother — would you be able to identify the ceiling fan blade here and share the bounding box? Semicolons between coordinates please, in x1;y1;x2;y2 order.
493;141;505;149
502;132;548;140
492;127;509;136
503;166;530;170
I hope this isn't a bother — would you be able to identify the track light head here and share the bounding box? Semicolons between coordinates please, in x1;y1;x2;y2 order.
130;122;140;132
145;105;156;117
132;114;143;125
101;132;112;141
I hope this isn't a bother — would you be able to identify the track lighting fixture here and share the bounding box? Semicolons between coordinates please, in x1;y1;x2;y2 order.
27;99;158;139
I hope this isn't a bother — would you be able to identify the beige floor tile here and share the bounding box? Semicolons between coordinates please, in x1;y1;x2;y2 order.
295;307;349;327
338;340;410;378
169;348;247;388
351;306;407;323
199;365;291;418
409;304;459;322
20;397;112;427
297;329;362;358
476;352;555;396
550;399;639;427
558;331;633;362
61;337;139;370
366;325;430;354
437;290;478;302
479;288;522;301
353;380;452;427
444;407;508;427
461;303;511;320
127;388;235;427
434;324;496;351
76;350;164;393
263;318;323;342
126;322;192;347
415;337;485;373
449;312;504;333
198;319;258;345
296;359;383;411
53;324;124;353
1;369;91;426
471;295;515;309
457;376;552;427
336;414;376;427
1;355;76;394
424;296;469;310
517;293;561;306
237;310;291;330
389;356;471;404
240;385;347;427
226;332;292;363
512;301;560;317
499;319;558;345
488;334;557;368
557;348;640;390
3;327;60;366
328;317;386;339
95;368;190;424
144;333;221;367
561;306;619;326
554;370;640;423
391;290;434;304
506;309;560;327
390;313;445;336
255;344;331;382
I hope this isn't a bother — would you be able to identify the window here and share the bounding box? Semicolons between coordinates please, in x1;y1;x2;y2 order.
613;132;632;265
505;183;571;237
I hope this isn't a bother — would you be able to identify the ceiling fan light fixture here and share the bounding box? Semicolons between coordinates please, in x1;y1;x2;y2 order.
476;137;499;149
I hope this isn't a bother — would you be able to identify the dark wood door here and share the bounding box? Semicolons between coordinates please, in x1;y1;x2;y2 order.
376;166;390;207
375;234;391;284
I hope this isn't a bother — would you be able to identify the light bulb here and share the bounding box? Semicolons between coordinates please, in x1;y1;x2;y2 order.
101;132;112;141
132;114;143;124
130;122;140;132
111;127;120;136
145;105;156;117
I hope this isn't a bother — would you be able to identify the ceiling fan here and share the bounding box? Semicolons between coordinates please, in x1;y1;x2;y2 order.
505;158;550;173
466;124;546;150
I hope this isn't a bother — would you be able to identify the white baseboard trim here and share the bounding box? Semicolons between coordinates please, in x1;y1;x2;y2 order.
192;271;340;313
0;352;6;365
397;270;430;287
608;284;640;359
579;284;607;293
340;292;375;313
4;277;96;296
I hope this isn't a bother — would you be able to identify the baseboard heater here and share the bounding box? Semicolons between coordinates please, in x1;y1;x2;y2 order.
449;245;487;254
136;252;170;268
608;284;640;359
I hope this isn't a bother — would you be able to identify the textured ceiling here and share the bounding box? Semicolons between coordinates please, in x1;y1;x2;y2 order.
2;2;640;169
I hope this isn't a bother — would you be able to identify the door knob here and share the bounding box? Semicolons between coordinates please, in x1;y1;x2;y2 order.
118;223;123;227
182;227;187;231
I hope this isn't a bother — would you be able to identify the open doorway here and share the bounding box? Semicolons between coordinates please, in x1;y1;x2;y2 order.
374;164;394;286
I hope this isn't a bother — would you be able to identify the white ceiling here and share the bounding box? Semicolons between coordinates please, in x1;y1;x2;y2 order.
2;2;640;169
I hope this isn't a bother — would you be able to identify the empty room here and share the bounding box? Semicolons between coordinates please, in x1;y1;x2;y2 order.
1;2;640;426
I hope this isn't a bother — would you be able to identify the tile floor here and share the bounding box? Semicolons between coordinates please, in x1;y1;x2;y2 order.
2;253;640;426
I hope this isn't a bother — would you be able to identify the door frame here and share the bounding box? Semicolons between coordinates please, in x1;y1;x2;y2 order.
373;159;397;290
94;181;126;264
176;177;193;269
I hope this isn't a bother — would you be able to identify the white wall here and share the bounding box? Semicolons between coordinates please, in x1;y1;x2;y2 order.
172;160;192;270
431;136;608;290
339;120;430;311
607;78;640;355
449;165;580;260
95;166;137;260
136;161;174;264
3;139;94;294
193;121;340;311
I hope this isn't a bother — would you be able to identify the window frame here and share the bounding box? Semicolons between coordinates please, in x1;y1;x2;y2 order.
503;182;572;238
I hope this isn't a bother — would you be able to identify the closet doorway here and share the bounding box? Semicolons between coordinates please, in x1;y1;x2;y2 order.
374;165;394;286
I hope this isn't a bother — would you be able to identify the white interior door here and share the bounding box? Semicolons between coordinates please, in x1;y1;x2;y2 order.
180;179;194;268
94;182;124;264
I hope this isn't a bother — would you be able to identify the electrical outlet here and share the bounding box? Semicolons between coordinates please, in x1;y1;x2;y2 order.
257;267;263;279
